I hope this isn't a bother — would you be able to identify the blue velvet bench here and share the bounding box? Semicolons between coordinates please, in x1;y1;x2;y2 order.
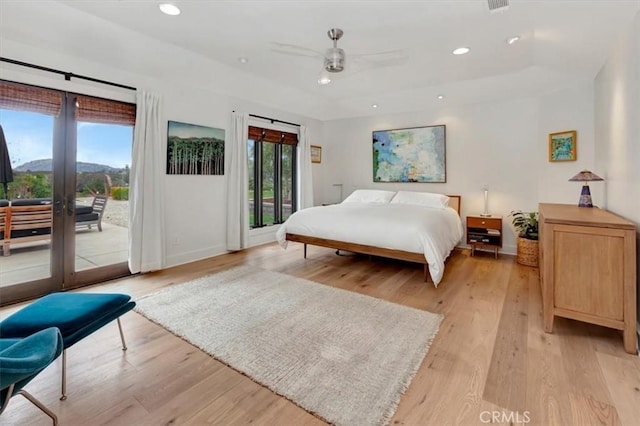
0;292;135;400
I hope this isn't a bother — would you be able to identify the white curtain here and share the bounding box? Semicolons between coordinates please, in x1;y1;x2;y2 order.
226;111;249;250
297;125;314;209
129;91;165;273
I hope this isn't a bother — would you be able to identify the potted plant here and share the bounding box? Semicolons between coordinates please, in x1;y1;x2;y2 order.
509;210;539;267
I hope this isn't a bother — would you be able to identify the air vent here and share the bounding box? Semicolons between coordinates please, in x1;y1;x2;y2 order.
487;0;509;13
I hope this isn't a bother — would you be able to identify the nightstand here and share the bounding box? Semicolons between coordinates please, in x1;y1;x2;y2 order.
467;215;502;258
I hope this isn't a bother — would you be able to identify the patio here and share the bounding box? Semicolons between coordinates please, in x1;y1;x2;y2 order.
0;199;129;288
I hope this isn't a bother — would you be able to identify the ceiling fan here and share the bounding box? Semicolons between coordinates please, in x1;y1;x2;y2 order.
324;28;346;73
272;28;407;85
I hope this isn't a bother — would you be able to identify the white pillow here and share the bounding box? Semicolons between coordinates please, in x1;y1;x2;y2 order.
390;191;450;209
342;189;396;204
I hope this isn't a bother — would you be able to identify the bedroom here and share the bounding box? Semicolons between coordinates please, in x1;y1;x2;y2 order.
1;0;639;425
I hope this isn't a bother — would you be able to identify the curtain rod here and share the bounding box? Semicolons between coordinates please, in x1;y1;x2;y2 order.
233;111;300;127
0;57;137;91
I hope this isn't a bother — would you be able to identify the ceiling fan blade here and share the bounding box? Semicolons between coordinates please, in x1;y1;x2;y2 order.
352;49;408;61
352;49;410;69
270;42;323;58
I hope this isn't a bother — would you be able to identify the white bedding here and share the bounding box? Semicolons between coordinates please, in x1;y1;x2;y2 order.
275;203;463;286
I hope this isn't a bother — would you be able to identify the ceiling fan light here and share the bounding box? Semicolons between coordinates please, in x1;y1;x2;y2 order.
318;73;331;85
324;48;345;72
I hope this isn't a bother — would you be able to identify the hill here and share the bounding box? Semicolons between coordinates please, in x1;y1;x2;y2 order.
14;159;123;173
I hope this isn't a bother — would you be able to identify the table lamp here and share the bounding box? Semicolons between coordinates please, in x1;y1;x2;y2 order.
480;187;491;217
569;170;603;207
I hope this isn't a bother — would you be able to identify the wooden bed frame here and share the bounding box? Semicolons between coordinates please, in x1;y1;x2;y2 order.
285;195;461;281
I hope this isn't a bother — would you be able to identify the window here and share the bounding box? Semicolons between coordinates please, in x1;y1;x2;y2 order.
248;126;297;228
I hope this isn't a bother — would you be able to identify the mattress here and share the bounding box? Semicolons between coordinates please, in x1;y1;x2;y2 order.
276;203;463;285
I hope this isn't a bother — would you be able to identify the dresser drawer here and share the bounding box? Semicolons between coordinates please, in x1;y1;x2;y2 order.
467;217;501;230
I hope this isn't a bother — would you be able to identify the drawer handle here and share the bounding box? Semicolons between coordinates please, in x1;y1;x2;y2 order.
481;221;485;225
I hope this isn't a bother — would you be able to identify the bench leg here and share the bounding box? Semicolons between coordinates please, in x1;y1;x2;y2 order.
59;319;128;401
60;350;67;401
117;318;128;351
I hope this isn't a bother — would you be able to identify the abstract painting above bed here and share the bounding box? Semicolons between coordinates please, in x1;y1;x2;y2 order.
372;125;446;183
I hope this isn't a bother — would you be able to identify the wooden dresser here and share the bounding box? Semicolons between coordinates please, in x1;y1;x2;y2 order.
539;203;637;353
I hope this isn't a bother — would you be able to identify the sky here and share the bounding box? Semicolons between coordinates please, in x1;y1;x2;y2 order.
1;108;133;169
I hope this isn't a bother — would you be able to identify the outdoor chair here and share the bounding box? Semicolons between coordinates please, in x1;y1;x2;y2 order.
75;195;107;232
0;200;8;254
0;327;63;425
0;292;135;400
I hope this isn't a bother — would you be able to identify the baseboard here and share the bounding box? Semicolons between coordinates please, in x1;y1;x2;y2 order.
165;244;227;268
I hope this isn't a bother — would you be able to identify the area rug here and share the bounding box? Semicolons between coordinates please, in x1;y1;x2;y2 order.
134;265;442;426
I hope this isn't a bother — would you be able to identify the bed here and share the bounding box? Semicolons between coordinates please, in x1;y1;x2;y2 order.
275;190;463;286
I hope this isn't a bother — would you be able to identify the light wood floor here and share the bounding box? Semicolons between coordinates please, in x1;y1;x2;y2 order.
2;243;639;425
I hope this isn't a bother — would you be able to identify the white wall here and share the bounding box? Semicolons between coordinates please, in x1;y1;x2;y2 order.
594;12;640;324
319;84;596;254
537;86;600;206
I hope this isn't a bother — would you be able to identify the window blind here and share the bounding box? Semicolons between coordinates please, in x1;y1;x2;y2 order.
248;126;298;146
76;95;136;125
0;80;62;116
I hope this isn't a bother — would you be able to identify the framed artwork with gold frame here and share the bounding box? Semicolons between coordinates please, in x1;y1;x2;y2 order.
310;145;322;163
549;130;577;162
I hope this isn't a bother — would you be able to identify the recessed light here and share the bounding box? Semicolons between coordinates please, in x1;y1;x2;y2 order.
452;47;470;55
506;36;520;45
372;104;378;108
159;3;180;16
238;57;249;64
437;95;444;100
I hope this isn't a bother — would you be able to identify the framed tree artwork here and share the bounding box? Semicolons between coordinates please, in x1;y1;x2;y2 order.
548;130;577;162
372;125;446;182
167;121;225;175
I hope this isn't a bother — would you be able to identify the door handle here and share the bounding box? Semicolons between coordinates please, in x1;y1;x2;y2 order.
66;195;75;216
54;197;63;216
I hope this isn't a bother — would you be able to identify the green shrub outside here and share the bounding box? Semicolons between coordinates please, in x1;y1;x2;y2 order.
111;186;129;200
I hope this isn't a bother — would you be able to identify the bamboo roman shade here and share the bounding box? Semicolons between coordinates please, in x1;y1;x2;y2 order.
248;126;298;145
0;81;136;125
76;95;136;125
0;80;62;116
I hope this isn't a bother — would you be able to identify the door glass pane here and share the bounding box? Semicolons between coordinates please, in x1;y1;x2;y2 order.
282;144;293;221
74;121;132;272
0;109;54;287
247;139;255;227
262;142;275;226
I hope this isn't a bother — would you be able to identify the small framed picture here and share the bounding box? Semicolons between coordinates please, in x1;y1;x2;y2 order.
310;145;322;163
549;130;577;162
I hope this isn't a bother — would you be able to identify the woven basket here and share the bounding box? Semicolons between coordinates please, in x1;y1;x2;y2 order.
517;237;539;267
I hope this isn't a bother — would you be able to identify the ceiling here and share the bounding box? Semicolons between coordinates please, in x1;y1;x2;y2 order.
2;0;640;120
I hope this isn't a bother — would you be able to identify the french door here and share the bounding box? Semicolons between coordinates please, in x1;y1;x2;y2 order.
0;81;134;305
